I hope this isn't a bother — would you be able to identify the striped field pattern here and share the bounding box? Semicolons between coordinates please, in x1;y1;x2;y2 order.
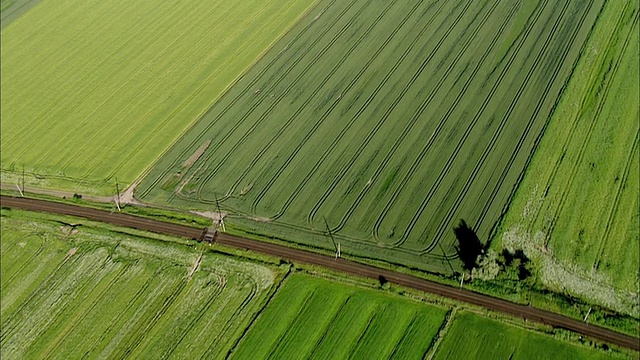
139;0;604;273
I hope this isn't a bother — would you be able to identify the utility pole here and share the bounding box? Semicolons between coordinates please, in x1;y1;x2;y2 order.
438;242;456;275
115;177;121;212
323;216;338;258
584;307;592;323
21;165;25;196
215;194;225;232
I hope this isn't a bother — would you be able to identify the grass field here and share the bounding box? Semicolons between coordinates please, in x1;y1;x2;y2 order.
433;311;623;360
0;0;42;28
0;209;278;359
1;210;629;359
231;273;448;359
138;0;605;273
0;0;315;195
497;0;639;316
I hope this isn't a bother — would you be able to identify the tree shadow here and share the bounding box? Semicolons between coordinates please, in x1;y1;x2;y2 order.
453;219;484;271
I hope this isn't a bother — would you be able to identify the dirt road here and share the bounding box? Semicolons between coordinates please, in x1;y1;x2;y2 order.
1;195;638;351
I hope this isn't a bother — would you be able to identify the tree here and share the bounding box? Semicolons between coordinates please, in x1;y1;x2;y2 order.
453;219;484;272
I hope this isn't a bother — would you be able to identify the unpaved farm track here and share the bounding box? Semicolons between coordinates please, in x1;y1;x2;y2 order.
1;195;638;351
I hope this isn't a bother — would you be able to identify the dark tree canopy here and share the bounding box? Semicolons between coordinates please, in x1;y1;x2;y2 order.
453;220;484;271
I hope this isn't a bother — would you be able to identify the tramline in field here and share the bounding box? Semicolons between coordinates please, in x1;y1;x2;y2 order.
0;0;315;194
138;0;605;273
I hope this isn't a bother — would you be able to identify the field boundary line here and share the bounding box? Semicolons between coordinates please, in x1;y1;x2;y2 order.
544;7;637;248
443;0;597;252
2;195;639;351
136;0;328;198
193;0;366;204
224;266;292;359
424;307;456;360
394;0;554;248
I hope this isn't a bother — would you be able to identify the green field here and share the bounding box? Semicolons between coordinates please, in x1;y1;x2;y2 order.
138;0;604;273
0;0;315;195
231;273;448;359
1;210;628;359
0;209;278;359
433;311;622;360
497;0;639;316
0;0;42;28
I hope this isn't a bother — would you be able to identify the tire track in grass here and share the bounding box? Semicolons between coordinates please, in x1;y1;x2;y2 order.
426;0;595;255
274;0;491;225
82;264;167;358
543;10;637;249
138;0;336;198
94;0;301;182
499;0;609;239
116;270;189;359
162;274;228;358
335;0;496;234
39;262;132;359
2;233;44;287
180;0;359;202
527;0;631;236
2;249;107;356
6;1;185;156
201;280;261;359
94;267;179;359
267;0;443;222
232;288;316;360
224;268;291;360
226;0;401;203
345;303;386;358
471;0;600;235
359;0;510;244
244;0;404;213
160;0;355;202
372;0;518;246
385;312;419;359
307;0;470;228
392;0;556;248
0;247;84;341
306;296;354;358
594;130;639;269
192;0;367;204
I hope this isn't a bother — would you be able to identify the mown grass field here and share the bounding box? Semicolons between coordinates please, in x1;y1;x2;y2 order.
230;273;448;359
497;0;639;316
0;0;315;194
433;311;623;360
0;209;278;359
139;0;605;273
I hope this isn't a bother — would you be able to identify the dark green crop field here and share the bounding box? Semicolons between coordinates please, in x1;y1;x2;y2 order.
139;0;604;273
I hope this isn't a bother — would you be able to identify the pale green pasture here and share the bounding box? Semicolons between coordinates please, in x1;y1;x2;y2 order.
0;0;315;194
0;209;276;359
